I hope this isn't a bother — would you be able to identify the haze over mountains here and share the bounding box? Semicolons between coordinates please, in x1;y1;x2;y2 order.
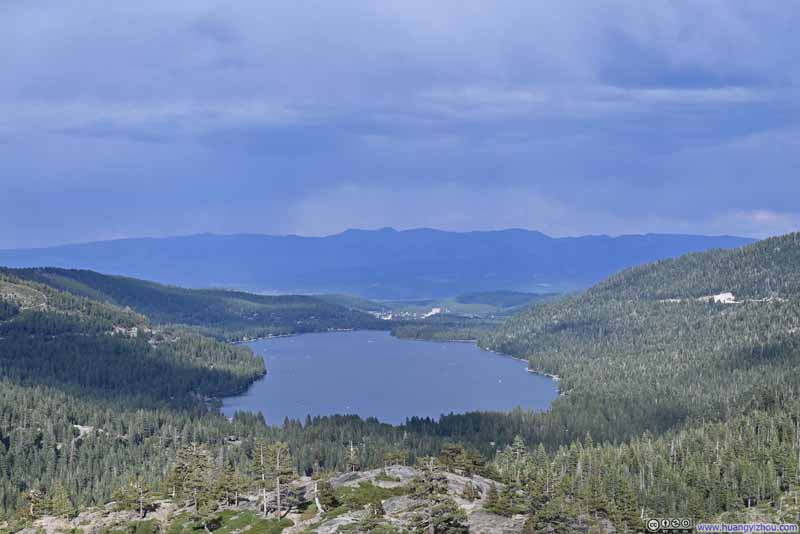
0;228;753;299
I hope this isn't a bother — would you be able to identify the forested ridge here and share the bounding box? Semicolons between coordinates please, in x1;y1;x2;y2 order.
473;232;800;528
482;232;800;444
0;272;489;522
0;271;264;515
591;232;800;300
1;235;800;532
2;268;385;341
0;273;456;520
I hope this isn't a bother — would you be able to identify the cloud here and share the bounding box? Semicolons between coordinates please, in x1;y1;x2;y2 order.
286;183;800;239
191;11;242;45
1;1;799;247
413;85;775;122
0;99;303;139
702;210;800;238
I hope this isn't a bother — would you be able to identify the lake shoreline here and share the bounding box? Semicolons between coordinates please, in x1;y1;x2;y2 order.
385;332;562;389
481;345;563;395
231;327;376;345
220;330;558;425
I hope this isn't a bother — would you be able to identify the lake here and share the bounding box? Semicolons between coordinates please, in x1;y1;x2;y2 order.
221;330;558;425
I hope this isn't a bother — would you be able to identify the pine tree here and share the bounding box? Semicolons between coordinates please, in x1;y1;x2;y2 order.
439;444;466;474
251;440;296;518
181;446;221;534
615;478;641;534
340;500;386;532
485;483;499;512
130;475;153;519
525;465;550;516
461;481;480;502
524;498;572;534
408;457;468;534
217;463;237;507
317;478;339;512
347;440;361;472
113;475;154;518
218;465;248;508
251;439;272;517
587;473;608;519
508;435;528;485
50;481;74;519
112;485;136;513
25;489;48;519
0;444;8;478
181;444;214;512
196;488;221;534
384;448;408;467
168;443;204;501
462;449;487;477
495;484;517;517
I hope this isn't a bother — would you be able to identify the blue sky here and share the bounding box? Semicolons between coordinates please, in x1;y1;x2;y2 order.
2;1;799;248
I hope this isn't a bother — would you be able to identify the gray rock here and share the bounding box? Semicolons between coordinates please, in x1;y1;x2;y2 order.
468;511;527;534
330;465;417;489
312;510;367;534
382;495;416;516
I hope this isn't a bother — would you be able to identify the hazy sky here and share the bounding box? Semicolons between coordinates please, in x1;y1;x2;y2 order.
3;1;800;248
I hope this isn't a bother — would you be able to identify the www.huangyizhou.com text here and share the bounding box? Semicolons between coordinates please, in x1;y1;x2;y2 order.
696;523;799;533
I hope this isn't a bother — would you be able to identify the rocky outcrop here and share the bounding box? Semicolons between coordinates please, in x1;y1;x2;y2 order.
15;466;522;533
302;466;517;533
17;501;177;534
468;511;527;534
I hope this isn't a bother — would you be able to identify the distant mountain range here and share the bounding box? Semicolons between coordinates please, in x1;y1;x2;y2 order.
0;228;755;299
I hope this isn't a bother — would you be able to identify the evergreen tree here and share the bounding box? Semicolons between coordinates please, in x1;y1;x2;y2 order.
384;448;408;467
251;440;296;518
524;498;572;534
408;457;468;534
251;439;271;517
507;435;528;485
113;475;154;518
484;483;499;511
347;440;361;472
439;444;465;474
217;463;236;507
130;476;154;519
495;484;518;517
340;500;386;532
217;463;248;508
25;489;48;520
50;482;74;519
177;443;214;512
460;481;480;502
112;485;136;513
614;478;641;534
317;478;339;512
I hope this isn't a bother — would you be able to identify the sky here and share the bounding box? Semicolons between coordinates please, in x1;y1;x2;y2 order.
2;1;800;248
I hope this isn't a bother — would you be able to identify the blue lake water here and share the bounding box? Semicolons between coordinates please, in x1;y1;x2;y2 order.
221;330;558;425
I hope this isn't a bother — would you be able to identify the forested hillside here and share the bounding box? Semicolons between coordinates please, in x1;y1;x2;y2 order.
482;232;800;444
0;273;499;523
592;231;800;300
459;233;800;528
0;273;457;521
2;235;800;532
0;271;263;513
2;268;384;341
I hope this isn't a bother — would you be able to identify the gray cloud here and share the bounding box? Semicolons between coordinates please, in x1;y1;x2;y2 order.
1;1;799;248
